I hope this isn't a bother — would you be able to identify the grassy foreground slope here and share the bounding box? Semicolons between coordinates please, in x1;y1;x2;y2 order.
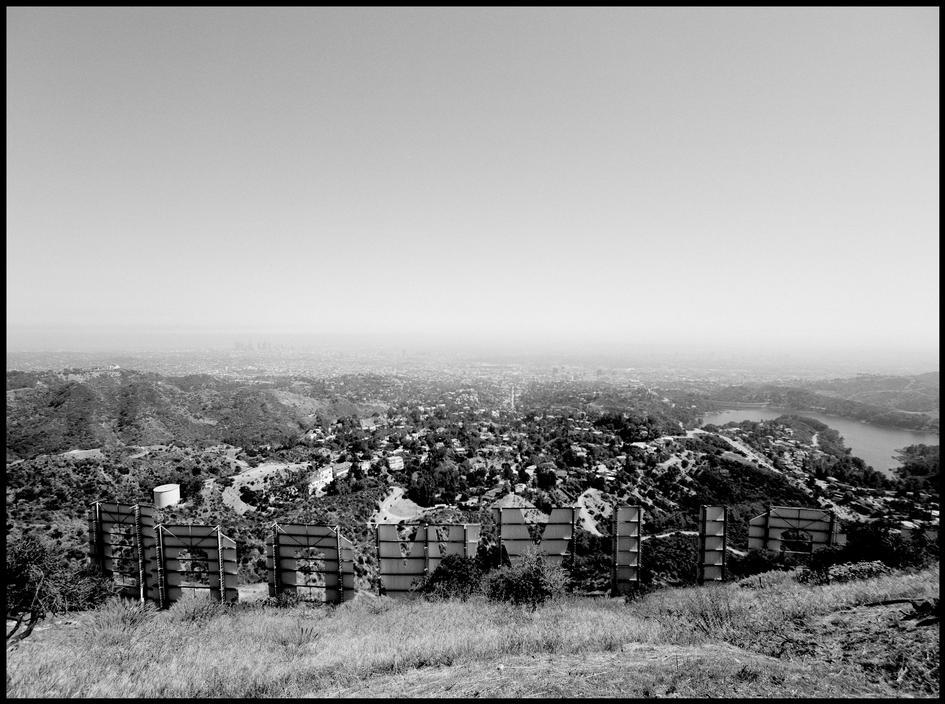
6;565;938;698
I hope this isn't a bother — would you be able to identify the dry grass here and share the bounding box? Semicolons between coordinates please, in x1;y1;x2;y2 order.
6;564;938;698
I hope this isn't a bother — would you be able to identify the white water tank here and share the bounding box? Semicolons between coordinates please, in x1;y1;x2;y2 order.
153;483;181;508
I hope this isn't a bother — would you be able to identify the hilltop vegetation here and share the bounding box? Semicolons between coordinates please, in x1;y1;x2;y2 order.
5;368;390;460
895;444;940;494
711;374;939;432
800;372;939;414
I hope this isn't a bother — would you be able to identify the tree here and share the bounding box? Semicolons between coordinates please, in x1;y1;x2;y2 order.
895;444;940;492
536;465;557;491
6;536;115;644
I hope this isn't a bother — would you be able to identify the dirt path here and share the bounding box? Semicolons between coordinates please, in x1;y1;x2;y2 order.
372;486;427;525
575;489;609;536
642;530;699;540
714;433;776;471
220;460;307;515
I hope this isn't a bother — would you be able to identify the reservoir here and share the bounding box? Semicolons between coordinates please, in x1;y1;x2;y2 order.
701;407;940;478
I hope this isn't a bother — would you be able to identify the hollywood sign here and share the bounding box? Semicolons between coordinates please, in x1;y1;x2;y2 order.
88;501;842;606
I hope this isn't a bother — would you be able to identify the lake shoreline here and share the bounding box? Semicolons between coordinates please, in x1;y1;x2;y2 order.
705;403;938;434
700;406;940;477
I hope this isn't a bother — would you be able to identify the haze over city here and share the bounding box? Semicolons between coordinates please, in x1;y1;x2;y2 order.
7;7;939;371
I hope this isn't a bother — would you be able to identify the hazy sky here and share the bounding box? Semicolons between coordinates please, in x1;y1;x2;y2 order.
6;7;940;359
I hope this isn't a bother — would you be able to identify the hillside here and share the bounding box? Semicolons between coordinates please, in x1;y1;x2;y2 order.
5;565;938;698
5;369;386;460
710;375;939;432
801;372;939;415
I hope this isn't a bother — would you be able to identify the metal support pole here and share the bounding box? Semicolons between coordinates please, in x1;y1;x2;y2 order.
155;526;167;609
216;526;226;603
375;524;383;596
335;526;344;604
87;508;97;570
611;507;618;596
422;523;430;576
93;502;105;576
270;525;280;598
762;505;771;551
721;506;729;581
697;505;706;585
133;504;146;604
570;507;577;574
497;508;504;568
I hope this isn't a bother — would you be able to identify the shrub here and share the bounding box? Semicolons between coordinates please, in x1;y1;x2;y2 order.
796;560;893;585
84;598;157;644
6;536;116;644
638;533;699;587
841;522;938;570
260;591;305;608
797;522;939;583
475;540;503;571
167;594;229;623
621;582;650;602
483;549;566;609
726;548;804;579
565;528;613;593
411;554;482;601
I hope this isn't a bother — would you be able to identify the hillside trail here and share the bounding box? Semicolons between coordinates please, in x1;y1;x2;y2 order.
372;486;427;525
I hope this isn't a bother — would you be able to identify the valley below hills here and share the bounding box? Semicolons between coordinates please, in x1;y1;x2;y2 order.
6;366;939;593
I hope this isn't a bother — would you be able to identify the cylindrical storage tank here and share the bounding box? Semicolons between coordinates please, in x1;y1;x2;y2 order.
153;483;181;508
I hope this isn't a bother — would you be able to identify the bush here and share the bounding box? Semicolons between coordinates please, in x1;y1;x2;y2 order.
639;533;699;587
796;560;893;586
483;549;566;609
412;554;482;601
726;548;804;579
260;591;305;608
621;582;650;602
475;540;503;572
167;593;230;623
85;598;157;641
796;522;939;584
6;536;116;644
565;529;613;593
841;522;938;570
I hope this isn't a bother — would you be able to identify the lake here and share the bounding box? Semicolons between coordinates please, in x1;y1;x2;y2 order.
701;407;940;478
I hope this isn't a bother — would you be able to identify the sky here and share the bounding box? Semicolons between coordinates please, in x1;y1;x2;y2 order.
6;7;940;365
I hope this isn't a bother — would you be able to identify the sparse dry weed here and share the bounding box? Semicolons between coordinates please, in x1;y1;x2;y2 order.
6;564;938;698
